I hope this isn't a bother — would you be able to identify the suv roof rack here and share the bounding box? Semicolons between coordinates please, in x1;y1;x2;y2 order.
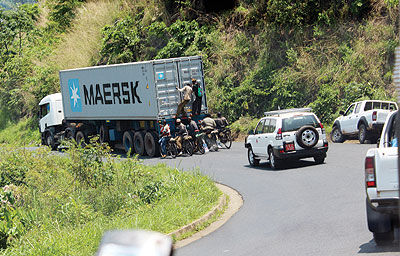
264;108;312;117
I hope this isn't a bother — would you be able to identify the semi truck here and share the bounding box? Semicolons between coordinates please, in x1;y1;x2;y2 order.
38;56;208;156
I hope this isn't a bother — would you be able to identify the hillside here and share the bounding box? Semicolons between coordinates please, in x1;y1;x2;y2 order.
0;0;398;134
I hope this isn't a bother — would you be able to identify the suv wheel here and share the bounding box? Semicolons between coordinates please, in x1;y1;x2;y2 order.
358;123;369;144
269;149;281;169
296;126;319;149
248;148;260;167
331;126;344;143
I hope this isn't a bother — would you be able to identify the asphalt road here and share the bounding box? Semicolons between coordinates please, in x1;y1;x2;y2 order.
141;142;400;256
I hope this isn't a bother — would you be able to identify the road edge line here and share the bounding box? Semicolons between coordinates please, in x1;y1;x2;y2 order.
169;183;243;249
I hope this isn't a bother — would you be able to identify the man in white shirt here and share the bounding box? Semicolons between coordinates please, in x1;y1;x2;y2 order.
176;83;193;117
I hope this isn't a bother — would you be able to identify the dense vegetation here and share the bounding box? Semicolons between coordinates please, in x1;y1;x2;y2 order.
0;0;398;137
0;140;220;254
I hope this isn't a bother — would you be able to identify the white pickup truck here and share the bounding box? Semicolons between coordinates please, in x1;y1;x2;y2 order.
331;100;397;144
365;111;398;246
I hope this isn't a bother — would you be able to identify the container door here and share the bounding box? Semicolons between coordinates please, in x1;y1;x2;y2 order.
153;61;181;118
177;58;208;115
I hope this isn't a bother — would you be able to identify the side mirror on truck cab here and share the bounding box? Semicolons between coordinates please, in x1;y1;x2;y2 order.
248;130;254;135
339;110;345;115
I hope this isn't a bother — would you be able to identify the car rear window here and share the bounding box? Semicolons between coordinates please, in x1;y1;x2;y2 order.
282;115;319;132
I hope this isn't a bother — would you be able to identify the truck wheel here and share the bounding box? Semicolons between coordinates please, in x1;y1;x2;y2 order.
358;123;369;144
134;131;146;156
330;126;345;143
145;132;160;157
46;132;56;150
123;131;135;154
296;126;319;148
75;131;87;148
99;125;110;144
248;147;260;167
374;231;394;246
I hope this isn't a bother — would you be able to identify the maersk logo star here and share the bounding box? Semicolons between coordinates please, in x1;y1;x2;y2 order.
71;83;80;107
68;79;82;112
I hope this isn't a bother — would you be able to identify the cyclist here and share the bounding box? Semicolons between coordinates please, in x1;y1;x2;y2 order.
214;112;229;131
158;120;170;158
187;115;199;139
175;118;188;155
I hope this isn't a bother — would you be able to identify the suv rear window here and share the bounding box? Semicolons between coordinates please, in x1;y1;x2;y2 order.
282;115;319;132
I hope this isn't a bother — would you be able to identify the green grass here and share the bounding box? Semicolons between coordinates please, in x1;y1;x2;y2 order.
0;118;40;146
0;142;221;255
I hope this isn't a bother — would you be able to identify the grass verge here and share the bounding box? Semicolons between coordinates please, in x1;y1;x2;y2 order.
0;140;221;255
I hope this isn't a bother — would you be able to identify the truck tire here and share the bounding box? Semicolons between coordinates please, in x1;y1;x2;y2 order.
145;132;160;157
123;131;135;154
99;124;110;144
45;132;56;150
358;123;369;144
373;231;394;246
134;131;146;156
75;131;87;148
296;126;319;149
330;126;345;143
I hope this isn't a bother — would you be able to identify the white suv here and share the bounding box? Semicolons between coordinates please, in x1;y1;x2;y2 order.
245;108;329;169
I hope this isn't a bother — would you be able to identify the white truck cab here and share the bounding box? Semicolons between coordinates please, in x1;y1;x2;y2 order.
38;93;64;133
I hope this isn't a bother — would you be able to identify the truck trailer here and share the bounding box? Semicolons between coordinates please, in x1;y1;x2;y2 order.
38;56;208;156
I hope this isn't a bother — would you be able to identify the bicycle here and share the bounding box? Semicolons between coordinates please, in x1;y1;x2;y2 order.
180;135;194;156
218;127;232;149
160;137;177;158
190;132;205;154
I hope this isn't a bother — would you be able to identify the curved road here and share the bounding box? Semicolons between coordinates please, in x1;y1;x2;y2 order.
142;142;400;255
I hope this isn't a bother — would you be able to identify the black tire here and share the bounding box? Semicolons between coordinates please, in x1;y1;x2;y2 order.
269;148;281;169
133;131;146;156
45;132;56;150
313;154;325;164
122;131;135;154
198;138;205;154
331;126;345;143
373;231;394;246
75;131;87;148
167;141;177;158
145;132;160;157
296;126;319;149
183;139;194;156
358;123;369;144
248;147;260;167
65;129;74;140
99;124;110;144
223;130;232;149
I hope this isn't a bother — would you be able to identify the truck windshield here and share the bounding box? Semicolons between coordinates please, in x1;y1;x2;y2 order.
282;115;319;132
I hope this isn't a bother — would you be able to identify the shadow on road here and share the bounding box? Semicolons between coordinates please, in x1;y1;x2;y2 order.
244;159;325;172
358;240;400;254
359;228;400;253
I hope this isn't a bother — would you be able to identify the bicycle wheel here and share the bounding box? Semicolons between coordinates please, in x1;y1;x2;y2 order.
223;131;232;149
198;138;205;154
184;140;194;156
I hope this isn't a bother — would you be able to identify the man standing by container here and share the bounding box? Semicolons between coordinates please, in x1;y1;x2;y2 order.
176;83;193;117
191;78;202;115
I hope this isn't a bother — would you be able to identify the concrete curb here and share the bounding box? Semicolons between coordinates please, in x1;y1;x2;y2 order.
169;183;243;249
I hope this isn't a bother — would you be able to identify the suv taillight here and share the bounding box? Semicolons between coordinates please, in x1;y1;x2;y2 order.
319;123;325;134
372;111;377;121
365;156;376;187
276;128;282;140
